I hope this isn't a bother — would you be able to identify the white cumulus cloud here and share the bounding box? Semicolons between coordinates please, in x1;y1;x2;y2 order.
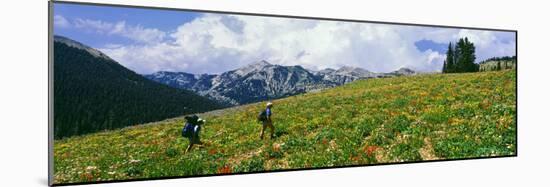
54;15;70;28
72;18;167;44
82;13;515;75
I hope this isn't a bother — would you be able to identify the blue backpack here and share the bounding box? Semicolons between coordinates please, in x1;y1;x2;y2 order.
182;122;195;138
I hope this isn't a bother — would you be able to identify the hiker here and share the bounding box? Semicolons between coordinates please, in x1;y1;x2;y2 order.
182;115;205;153
258;102;275;139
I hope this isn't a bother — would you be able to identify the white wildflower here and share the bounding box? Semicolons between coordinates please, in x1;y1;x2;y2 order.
129;159;141;163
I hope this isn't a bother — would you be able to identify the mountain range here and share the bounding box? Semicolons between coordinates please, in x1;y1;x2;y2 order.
145;60;416;106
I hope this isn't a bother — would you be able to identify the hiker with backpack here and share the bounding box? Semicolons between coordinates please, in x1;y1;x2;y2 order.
258;102;275;140
182;115;205;153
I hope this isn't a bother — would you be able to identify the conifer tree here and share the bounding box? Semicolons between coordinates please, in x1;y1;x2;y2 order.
442;38;477;73
444;42;455;73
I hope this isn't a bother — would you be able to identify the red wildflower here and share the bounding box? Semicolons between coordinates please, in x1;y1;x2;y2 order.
217;165;232;174
363;145;379;156
208;149;218;155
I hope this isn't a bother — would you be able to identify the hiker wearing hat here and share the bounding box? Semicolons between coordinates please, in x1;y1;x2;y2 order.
182;115;205;153
258;102;275;139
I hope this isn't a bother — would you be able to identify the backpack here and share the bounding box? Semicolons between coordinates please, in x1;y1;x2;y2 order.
182;122;195;138
257;109;267;122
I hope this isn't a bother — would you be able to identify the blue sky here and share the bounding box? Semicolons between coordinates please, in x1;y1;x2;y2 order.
414;39;448;54
53;2;516;74
54;3;201;48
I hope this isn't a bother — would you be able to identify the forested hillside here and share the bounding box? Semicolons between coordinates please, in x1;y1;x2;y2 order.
53;36;222;139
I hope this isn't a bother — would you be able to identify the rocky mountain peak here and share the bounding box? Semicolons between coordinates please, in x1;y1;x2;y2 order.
254;60;272;66
334;66;372;77
392;67;416;75
234;60;274;76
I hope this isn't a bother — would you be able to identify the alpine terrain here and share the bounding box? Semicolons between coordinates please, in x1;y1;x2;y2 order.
145;61;417;105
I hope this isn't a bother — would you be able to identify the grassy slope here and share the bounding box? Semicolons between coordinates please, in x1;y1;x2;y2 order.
54;70;516;184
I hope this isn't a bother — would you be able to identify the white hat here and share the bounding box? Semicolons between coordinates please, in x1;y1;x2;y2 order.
197;118;206;123
266;102;273;107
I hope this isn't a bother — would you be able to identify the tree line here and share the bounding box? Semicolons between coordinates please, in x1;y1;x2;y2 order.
442;37;479;73
480;56;517;63
478;56;517;71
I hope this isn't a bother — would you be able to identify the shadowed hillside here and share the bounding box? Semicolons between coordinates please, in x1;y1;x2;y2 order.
53;36;222;138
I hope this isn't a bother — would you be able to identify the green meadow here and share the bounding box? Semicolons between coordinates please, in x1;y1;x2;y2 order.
54;70;516;184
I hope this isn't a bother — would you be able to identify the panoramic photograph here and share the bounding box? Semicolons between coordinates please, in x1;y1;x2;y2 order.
51;2;517;185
